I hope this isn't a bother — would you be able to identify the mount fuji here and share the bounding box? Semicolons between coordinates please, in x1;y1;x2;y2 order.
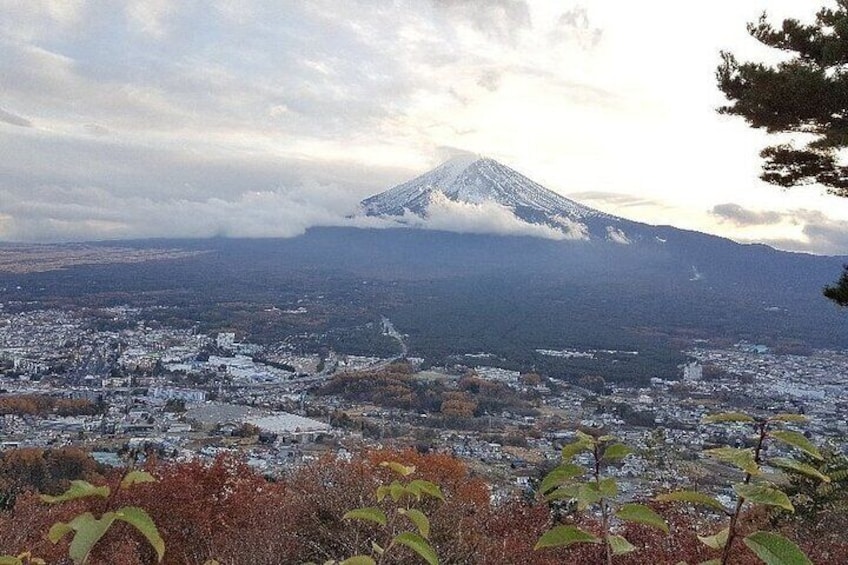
359;156;638;244
2;156;845;382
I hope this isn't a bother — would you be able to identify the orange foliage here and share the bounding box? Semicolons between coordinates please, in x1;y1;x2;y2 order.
0;450;844;564
0;394;99;417
440;391;477;419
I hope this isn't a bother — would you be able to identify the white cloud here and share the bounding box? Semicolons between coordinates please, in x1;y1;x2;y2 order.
605;226;631;245
375;191;582;240
0;0;844;252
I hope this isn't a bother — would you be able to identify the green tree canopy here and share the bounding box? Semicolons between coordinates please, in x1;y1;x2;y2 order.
718;1;848;305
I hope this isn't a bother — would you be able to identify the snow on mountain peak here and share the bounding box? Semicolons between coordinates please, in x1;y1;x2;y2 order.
358;156;626;242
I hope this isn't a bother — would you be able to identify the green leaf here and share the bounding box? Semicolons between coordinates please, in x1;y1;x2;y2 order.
769;457;830;483
743;531;813;565
575;430;596;442
340;557;376;565
343;507;388;527
389;480;408;502
48;521;75;543
539;463;583;494
544;484;582;502
561;437;593;460
698;560;722;565
602;443;634;462
40;481;110;504
394;532;438;565
702;412;755;424
697;527;729;550
705;447;760;475
115;506;165;562
0;557;22;565
407;479;444;501
733;483;794;512
769;430;823;461
596;477;618;498
371;541;384;556
615;504;669;533
120;470;157;489
769;413;808;423
575;484;603;511
607;534;636;555
534;525;600;549
60;512;117;565
655;490;727;513
376;485;391;502
400;508;431;539
380;461;416;476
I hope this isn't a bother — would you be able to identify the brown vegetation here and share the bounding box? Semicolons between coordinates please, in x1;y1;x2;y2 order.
0;448;844;564
0;395;101;417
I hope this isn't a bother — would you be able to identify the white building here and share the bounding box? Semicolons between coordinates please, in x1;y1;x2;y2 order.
683;362;703;382
216;332;236;350
149;387;206;403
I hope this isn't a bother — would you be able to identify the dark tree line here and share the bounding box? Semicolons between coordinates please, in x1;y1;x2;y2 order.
717;1;848;304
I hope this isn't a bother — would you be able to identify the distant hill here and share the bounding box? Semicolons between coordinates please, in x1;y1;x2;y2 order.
1;158;846;382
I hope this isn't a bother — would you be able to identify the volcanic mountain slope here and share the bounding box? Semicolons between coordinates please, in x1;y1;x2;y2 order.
359;156;640;243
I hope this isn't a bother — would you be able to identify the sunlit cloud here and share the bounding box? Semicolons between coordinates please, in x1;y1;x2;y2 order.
0;0;844;252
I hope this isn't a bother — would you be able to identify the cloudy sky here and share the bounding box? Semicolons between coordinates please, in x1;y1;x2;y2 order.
2;0;848;253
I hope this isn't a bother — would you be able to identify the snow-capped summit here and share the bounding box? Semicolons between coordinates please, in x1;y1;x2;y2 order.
359;156;632;242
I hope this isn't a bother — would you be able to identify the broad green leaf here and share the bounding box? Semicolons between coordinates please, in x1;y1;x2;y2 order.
115;506;165;562
697;527;729;550
561;438;592;461
400;508;431;539
539;463;583;494
575;484;603;511
544;484;582;502
343;507;388;527
655;490;727;513
389;480;408;502
575;430;595;443
0;557;21;565
743;531;812;565
534;525;600;549
371;541;384;556
48;522;74;543
615;504;669;533
602;443;633;462
705;447;760;475
407;479;444;501
120;470;157;489
376;485;390;502
733;483;794;512
607;534;636;555
40;481;110;504
769;413;808;423
380;461;416;476
596;477;618;498
340;557;376;565
769;431;823;461
394;532;438;565
63;512;117;565
769;458;830;483
702;412;755;424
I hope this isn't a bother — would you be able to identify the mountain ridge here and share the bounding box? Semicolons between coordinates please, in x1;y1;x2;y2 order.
359;156;632;242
